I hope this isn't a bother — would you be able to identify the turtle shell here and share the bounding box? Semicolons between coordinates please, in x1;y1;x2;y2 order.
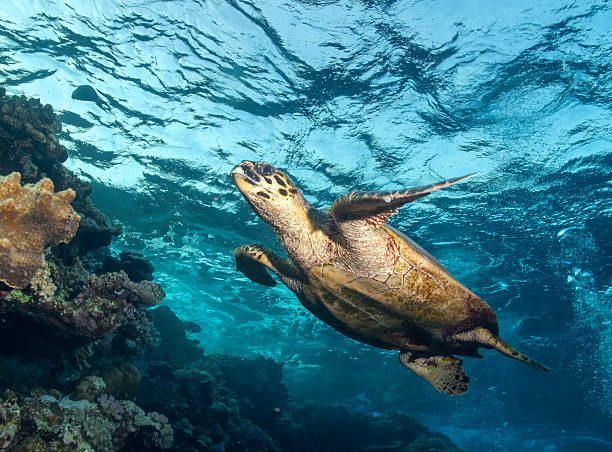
301;225;498;352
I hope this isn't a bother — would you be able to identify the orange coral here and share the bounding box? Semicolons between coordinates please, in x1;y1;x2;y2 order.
0;172;80;288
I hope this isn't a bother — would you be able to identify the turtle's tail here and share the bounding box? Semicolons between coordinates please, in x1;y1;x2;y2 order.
453;327;549;372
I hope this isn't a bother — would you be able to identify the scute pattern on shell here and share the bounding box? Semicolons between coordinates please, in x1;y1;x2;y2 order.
0;172;80;288
303;224;500;354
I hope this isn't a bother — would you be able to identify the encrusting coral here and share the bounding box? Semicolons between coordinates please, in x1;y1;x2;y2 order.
0;172;80;288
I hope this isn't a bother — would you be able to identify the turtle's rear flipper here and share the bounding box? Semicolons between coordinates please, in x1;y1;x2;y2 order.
399;351;469;395
453;327;549;372
234;244;278;287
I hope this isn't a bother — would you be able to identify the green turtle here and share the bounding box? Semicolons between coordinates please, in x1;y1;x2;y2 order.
231;160;548;395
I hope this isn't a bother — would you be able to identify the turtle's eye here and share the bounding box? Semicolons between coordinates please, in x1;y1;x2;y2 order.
243;166;260;182
255;162;275;176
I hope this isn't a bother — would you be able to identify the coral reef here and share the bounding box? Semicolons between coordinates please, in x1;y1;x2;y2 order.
69;376;107;402
94;362;141;400
0;389;173;451
139;308;463;452
0;172;80;288
0;87;67;175
69;363;142;403
0;305;159;395
0;88;171;450
0;88;121;261
147;306;203;366
100;251;154;283
0;88;463;452
1;270;163;339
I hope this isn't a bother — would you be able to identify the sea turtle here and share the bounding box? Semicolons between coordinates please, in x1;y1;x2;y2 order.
231;160;548;395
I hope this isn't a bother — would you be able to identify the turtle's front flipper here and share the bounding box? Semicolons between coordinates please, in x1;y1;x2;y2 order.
234;244;303;290
399;351;469;395
235;244;278;286
331;174;476;232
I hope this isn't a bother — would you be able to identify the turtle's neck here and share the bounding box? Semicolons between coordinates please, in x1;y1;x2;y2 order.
271;202;337;271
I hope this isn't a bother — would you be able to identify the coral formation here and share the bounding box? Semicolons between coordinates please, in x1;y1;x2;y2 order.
0;88;463;452
0;88;121;261
0;388;173;451
29;259;57;303
0;172;80;288
100;251;154;283
0;88;171;449
69;376;107;402
1;270;163;339
0;87;67;175
147;306;203;366
93;362;141;400
139;307;463;451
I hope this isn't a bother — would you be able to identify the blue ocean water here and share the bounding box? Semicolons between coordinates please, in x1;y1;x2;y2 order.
1;0;610;450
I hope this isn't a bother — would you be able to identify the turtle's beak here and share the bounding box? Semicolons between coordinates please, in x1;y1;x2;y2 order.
231;166;252;193
231;161;260;192
230;165;245;176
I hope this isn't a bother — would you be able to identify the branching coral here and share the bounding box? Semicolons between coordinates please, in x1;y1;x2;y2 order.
29;259;57;303
96;394;174;450
0;172;80;288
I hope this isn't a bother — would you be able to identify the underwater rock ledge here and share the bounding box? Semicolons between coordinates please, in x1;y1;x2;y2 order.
0;89;462;451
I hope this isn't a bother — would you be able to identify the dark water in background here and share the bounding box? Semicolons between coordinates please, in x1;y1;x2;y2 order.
1;0;610;450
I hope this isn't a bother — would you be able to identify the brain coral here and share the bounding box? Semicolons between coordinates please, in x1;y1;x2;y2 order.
0;172;80;288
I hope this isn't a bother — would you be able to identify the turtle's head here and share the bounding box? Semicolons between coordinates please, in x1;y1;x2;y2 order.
231;160;308;229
